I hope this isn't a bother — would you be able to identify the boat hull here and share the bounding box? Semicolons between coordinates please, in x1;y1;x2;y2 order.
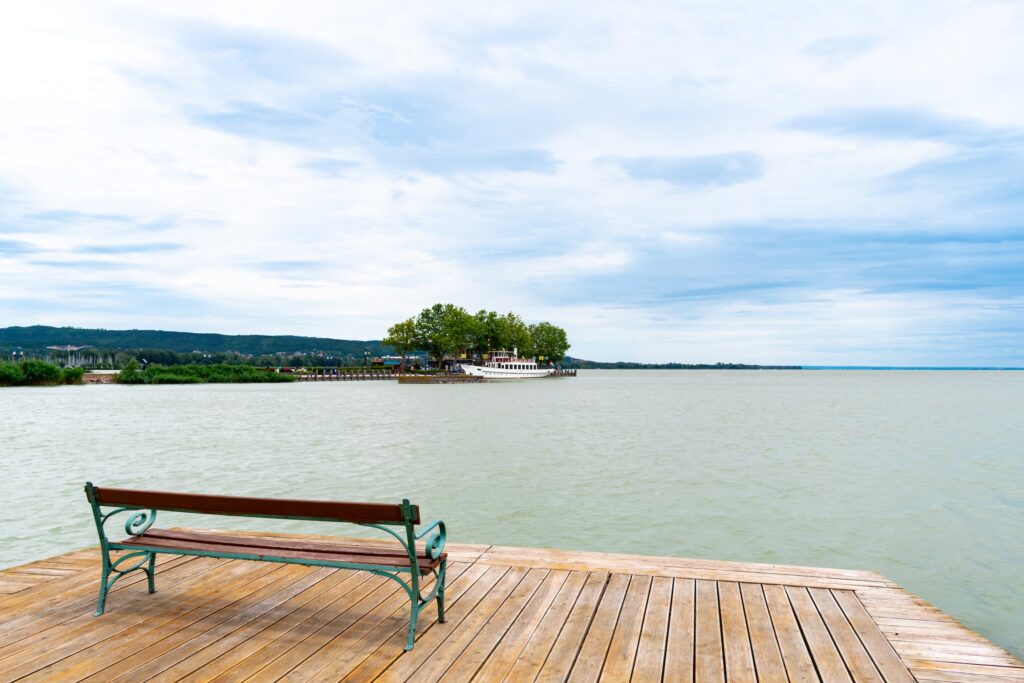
460;364;554;379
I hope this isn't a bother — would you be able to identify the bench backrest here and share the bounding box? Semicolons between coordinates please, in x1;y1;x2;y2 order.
85;483;419;526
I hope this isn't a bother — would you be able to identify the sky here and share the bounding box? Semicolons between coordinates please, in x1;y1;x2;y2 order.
1;1;1022;365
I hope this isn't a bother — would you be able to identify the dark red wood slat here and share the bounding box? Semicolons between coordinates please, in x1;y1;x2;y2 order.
140;529;437;559
114;536;443;574
92;487;417;524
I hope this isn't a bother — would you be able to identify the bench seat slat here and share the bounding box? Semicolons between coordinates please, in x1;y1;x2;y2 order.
141;529;438;560
114;530;442;575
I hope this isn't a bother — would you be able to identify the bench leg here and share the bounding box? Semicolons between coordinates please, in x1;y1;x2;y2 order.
94;564;112;616
437;559;447;623
405;601;420;651
93;551;158;616
145;552;157;593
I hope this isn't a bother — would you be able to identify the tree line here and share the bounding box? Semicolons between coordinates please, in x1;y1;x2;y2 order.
0;360;83;386
115;360;296;384
383;304;570;369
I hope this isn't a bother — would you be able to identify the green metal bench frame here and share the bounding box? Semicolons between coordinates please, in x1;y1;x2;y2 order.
84;482;446;650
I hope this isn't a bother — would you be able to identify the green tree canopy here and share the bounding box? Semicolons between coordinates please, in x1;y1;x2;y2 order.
413;303;473;366
470;310;501;353
530;322;571;362
391;304;570;366
382;318;417;368
496;313;533;356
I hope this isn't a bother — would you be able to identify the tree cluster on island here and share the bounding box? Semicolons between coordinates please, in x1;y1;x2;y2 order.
383;304;571;370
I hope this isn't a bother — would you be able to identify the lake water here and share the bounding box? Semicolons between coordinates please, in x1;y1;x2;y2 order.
1;370;1021;656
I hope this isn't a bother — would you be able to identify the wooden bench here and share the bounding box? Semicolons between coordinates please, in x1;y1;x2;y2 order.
84;482;447;650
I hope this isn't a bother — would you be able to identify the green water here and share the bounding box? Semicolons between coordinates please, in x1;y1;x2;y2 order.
1;370;1021;656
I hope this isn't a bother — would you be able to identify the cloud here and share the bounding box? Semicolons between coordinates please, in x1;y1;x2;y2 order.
606;153;764;188
76;242;182;254
193;102;330;147
388;147;558;174
886;149;1024;204
29;259;131;270
783;107;1022;148
26;210;133;223
175;20;348;82
803;35;880;66
0;239;35;255
301;158;358;177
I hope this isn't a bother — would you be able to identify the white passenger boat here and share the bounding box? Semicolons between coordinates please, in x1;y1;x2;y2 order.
459;350;554;379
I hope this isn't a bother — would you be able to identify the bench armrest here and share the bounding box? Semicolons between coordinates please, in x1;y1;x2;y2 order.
415;519;446;560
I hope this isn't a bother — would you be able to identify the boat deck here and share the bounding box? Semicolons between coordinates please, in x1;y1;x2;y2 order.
0;531;1019;681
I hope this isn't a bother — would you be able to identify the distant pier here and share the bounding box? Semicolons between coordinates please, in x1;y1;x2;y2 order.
297;368;577;382
397;375;485;384
295;369;395;381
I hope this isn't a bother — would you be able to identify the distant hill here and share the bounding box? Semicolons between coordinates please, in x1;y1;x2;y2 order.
0;326;390;356
0;326;800;368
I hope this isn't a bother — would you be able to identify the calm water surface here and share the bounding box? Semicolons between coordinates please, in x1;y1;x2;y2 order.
1;371;1022;655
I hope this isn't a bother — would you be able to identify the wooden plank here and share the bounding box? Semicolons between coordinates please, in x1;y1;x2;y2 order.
52;565;342;683
162;563;375;682
0;558;234;663
373;566;525;682
87;566;323;683
914;672;1024;683
664;577;695;682
201;570;381;682
220;573;398;681
833;589;916;683
479;552;891;591
177;528;491;563
438;568;549;681
695;579;725;683
534;572;610;683
719;581;756;682
471;569;570;681
334;565;506;682
0;577;43;594
116;567;338;682
480;545;891;584
738;583;787;683
1;561;287;682
598;574;650;682
631;575;672;681
762;584;819;682
116;536;440;573
904;659;1024;680
1;557;235;671
502;571;591;683
140;528;443;560
892;643;1023;667
809;587;883;682
786;585;853;682
273;569;443;681
0;553;188;624
285;562;485;682
2;567;79;577
564;572;629;682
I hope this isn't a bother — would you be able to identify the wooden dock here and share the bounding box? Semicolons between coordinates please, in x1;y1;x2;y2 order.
397;375;486;384
295;370;395;381
1;531;1019;681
